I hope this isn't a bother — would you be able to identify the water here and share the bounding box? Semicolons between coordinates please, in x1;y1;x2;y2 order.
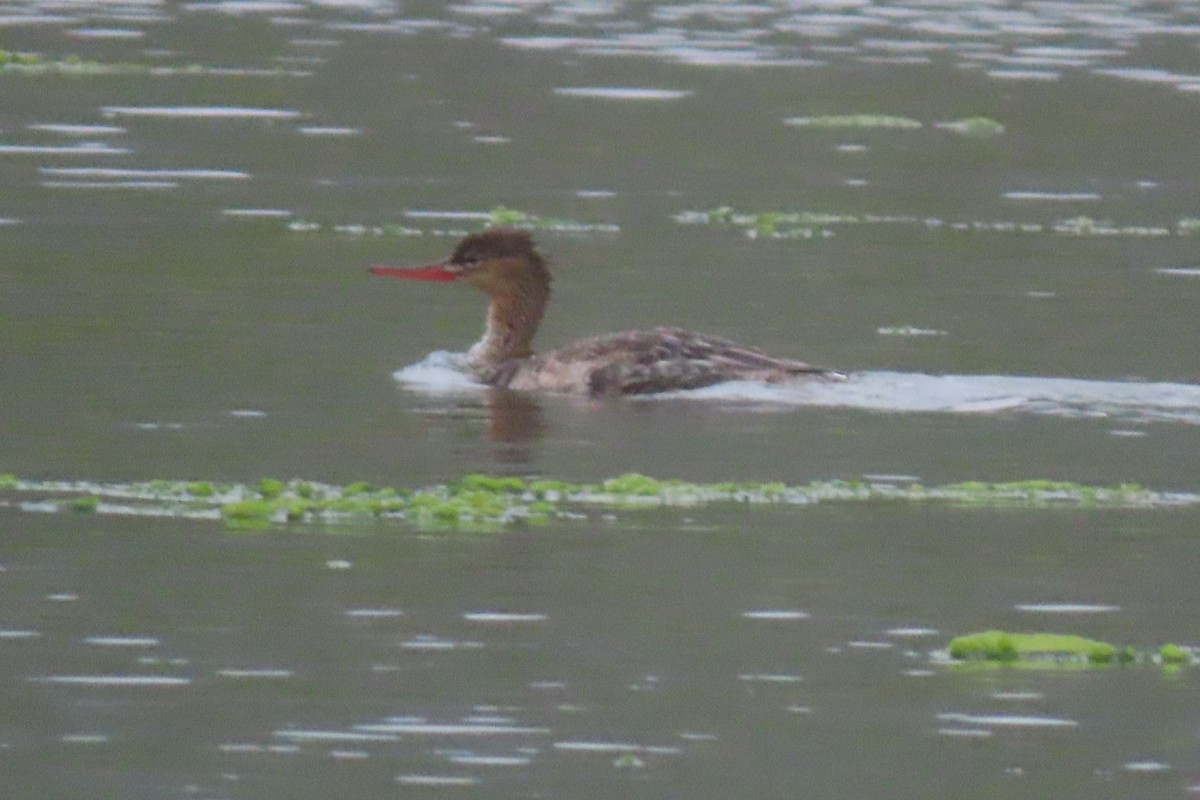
4;2;1200;798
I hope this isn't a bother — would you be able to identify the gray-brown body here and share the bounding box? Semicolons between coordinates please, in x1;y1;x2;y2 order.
373;229;843;396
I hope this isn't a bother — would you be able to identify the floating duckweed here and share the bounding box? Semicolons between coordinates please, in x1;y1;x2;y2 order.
71;494;100;513
0;50;306;77
285;207;617;237
487;205;532;226
673;206;858;239
1;473;1197;530
949;630;1019;662
601;473;664;496
529;500;556;515
1054;216;1172;237
432;503;461;523
947;631;1197;669
0;50;42;67
484;205;619;233
282;500;316;523
457;474;526;493
221;500;276;523
948;630;1117;664
1159;643;1190;664
0;52;146;76
677;204;1195;241
786;114;923;129
529;479;574;499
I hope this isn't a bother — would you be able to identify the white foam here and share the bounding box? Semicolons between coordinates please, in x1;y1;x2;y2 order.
344;608;404;618
85;635;159;647
391;356;1200;425
67;27;145;38
298;126;360;136
553;86;692;100
0;629;41;639
275;730;397;742
937;712;1077;728
29;124;126;135
666;371;1200;424
0;144;130;154
33;675;191;687
223;208;293;217
101;105;302;119
396;775;478;787
1004;191;1102;201
447;754;530;766
742;610;810;620
738;673;803;683
463;612;547;623
41;167;248;180
217;668;293;678
357;722;550;735
42;180;178;190
392;351;483;394
1014;603;1121;614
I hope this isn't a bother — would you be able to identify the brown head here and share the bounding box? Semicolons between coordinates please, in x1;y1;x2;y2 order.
371;228;552;303
371;228;552;366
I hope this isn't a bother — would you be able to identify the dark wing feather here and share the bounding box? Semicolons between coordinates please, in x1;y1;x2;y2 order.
543;327;836;396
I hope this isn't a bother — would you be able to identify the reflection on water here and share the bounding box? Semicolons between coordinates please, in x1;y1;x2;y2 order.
484;390;546;446
5;0;1200;798
7;509;1198;799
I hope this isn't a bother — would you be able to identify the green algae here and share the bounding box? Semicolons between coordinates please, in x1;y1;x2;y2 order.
0;50;306;78
601;473;666;496
485;206;620;234
287;206;617;239
1159;643;1190;664
221;499;276;524
457;474;526;493
2;472;1197;530
71;494;99;513
1054;216;1165;238
674;206;856;239
0;50;41;68
676;204;1198;241
947;630;1195;668
949;630;1117;664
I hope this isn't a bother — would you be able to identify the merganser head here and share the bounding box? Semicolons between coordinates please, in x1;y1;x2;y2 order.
371;228;551;300
372;228;552;368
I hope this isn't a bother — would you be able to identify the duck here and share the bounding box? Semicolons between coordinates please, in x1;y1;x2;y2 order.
371;228;842;395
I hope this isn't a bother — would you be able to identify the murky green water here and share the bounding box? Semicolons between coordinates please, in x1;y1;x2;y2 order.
3;2;1200;798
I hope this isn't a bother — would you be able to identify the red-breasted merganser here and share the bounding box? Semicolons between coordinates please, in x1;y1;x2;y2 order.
371;228;842;395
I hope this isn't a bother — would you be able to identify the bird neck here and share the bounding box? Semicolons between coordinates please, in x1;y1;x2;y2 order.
466;285;548;372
